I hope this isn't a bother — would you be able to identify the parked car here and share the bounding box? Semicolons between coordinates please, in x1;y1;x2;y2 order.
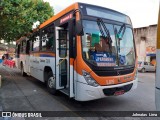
138;61;156;72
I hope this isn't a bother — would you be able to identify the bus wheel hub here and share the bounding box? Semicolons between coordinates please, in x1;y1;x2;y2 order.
48;77;55;88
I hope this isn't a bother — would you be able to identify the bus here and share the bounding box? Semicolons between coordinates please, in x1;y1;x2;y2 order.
156;4;160;110
15;2;138;101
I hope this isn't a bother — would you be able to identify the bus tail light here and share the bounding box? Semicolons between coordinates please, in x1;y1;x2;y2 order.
82;70;99;87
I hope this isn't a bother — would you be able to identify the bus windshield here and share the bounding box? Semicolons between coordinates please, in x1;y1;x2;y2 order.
82;20;135;67
86;7;131;24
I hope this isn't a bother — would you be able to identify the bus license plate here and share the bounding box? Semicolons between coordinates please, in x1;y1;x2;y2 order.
114;90;125;96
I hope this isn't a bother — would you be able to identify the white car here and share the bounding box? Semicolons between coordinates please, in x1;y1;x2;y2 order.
138;61;156;72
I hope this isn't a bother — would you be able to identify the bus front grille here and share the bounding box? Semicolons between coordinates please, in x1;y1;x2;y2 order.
94;68;134;76
103;83;133;96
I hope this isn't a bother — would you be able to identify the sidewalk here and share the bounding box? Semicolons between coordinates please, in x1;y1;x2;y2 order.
0;65;26;120
0;64;72;111
0;65;83;120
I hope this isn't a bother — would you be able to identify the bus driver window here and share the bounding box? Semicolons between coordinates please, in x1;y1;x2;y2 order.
100;36;110;52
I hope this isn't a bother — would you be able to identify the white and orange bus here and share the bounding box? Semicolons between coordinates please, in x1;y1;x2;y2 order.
15;2;138;101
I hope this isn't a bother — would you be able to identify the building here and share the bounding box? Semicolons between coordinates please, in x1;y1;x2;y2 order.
134;24;157;65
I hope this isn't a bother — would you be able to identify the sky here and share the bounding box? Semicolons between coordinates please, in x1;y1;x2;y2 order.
44;0;159;28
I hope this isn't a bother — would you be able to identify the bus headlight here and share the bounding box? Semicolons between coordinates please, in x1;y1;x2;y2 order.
82;70;99;87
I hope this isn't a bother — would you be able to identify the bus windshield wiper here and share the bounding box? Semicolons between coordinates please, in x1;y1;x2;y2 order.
117;24;126;40
115;24;126;53
97;18;112;53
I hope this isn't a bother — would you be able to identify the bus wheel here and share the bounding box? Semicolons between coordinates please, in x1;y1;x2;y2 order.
21;64;26;76
47;72;57;95
142;68;145;73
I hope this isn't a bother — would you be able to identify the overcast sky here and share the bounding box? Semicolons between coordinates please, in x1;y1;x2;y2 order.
44;0;159;28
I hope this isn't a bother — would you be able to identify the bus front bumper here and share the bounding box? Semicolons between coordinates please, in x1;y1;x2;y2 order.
75;78;138;101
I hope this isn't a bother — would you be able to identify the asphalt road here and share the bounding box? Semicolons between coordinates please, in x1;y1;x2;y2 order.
0;65;158;120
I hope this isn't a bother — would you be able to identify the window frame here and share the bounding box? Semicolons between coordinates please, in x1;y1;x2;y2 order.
40;24;55;52
32;31;40;52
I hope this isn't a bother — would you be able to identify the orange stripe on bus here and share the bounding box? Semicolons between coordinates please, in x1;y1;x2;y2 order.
70;58;75;66
90;69;136;86
30;52;55;57
40;2;79;29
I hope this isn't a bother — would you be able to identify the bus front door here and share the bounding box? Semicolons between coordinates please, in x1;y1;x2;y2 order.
55;27;72;97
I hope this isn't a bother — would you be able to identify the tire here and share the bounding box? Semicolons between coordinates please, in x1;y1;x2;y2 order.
21;64;26;76
47;71;57;95
141;68;145;73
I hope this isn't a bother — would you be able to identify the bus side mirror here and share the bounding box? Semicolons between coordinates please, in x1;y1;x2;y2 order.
69;19;75;36
69;19;77;58
76;20;84;36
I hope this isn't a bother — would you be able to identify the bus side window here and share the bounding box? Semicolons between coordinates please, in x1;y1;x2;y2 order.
20;41;23;53
26;40;30;54
30;40;33;52
20;40;27;54
23;40;26;54
18;44;20;55
41;25;55;52
33;32;40;52
16;44;20;58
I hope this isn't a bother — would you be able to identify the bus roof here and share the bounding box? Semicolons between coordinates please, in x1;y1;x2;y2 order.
39;2;78;29
16;29;38;43
16;2;130;43
39;2;130;29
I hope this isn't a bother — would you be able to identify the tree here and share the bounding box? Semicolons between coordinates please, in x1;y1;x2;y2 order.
0;0;54;43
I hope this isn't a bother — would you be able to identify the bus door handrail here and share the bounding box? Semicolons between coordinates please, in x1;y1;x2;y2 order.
56;56;68;66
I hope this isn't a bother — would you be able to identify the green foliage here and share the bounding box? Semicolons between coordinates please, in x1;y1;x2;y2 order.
0;0;54;43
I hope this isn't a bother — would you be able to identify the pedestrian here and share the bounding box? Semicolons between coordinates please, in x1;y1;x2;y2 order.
2;55;5;65
5;53;9;59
